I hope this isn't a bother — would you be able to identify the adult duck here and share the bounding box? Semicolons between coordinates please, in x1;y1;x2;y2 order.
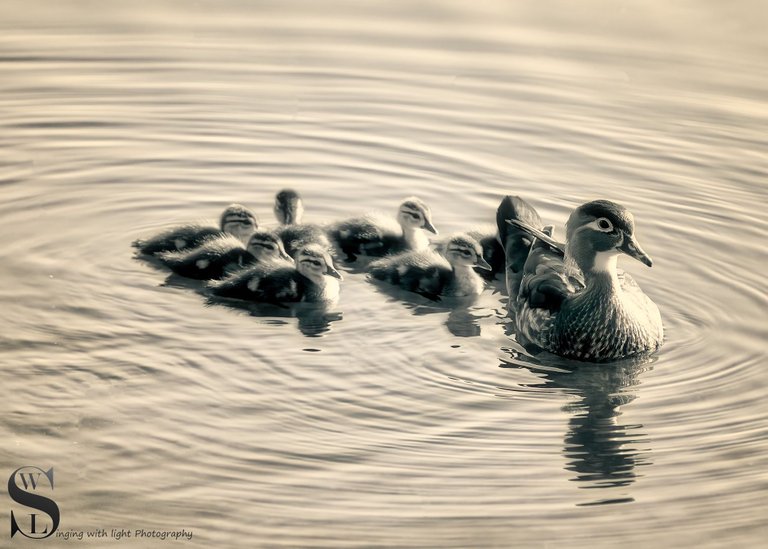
498;196;663;362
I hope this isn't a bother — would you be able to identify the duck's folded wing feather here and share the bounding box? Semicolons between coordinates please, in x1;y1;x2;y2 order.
518;246;582;312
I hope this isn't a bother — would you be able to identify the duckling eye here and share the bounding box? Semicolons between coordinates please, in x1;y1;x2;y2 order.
460;250;471;257
596;218;613;232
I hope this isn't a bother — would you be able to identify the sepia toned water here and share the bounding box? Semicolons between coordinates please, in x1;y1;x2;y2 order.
1;1;766;547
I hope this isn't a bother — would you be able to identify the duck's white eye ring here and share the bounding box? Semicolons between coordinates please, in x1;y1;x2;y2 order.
596;218;613;232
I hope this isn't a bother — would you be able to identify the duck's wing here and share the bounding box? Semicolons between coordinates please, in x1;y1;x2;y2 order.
495;195;546;296
518;243;581;312
514;241;584;349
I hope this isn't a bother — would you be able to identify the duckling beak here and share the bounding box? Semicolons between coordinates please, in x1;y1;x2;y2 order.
619;234;653;267
423;219;438;235
278;246;291;261
326;264;343;280
475;256;493;271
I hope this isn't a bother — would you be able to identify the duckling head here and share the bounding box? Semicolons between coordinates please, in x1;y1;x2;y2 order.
397;197;438;235
246;230;291;262
295;244;343;282
443;234;492;271
220;204;258;242
274;188;305;225
565;200;653;275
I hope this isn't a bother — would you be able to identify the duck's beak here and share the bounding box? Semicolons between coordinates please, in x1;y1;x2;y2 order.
278;244;291;261
475;256;493;271
326;263;343;280
619;234;653;267
423;219;438;235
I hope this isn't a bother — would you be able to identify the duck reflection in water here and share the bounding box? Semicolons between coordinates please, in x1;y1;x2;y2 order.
369;285;492;338
501;348;655;502
204;296;343;337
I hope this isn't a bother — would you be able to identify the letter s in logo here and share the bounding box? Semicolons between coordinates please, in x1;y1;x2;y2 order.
8;466;60;539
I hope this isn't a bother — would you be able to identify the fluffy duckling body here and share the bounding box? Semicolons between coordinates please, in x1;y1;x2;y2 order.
156;231;290;280
498;196;663;362
330;197;437;261
133;204;258;255
208;244;342;304
369;234;491;300
272;189;333;257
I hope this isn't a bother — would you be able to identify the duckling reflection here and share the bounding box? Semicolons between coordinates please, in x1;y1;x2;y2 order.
204;296;343;337
501;349;654;498
133;204;258;255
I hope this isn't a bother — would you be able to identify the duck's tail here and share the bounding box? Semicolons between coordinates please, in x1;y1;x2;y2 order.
495;195;543;297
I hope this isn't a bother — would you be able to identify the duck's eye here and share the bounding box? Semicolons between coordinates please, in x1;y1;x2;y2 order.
596;218;613;232
460;250;471;257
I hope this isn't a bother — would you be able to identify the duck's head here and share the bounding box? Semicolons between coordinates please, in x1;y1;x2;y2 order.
274;189;305;225
443;234;492;271
565;200;652;274
246;230;291;262
220;204;258;242
295;244;343;282
397;197;438;234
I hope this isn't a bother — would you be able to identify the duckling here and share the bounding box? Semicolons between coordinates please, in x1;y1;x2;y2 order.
467;229;505;280
369;234;491;300
208;243;342;304
133;204;258;255
498;196;663;362
272;188;333;257
156;230;291;280
330;197;438;261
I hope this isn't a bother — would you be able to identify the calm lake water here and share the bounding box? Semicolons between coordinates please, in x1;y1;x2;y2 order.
1;1;766;547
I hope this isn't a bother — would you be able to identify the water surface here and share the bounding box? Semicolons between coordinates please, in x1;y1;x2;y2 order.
1;1;766;547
